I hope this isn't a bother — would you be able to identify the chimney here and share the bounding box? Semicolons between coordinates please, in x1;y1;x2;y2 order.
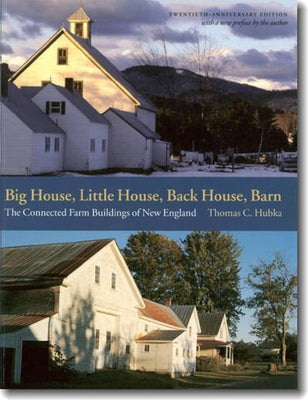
65;78;74;92
1;63;11;98
165;298;172;307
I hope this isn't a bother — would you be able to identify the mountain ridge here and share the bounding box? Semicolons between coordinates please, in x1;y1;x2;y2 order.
122;65;297;113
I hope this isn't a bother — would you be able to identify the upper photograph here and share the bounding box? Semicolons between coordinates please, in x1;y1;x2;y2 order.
1;0;297;177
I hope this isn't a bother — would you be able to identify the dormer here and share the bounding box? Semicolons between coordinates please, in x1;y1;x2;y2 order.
67;7;93;44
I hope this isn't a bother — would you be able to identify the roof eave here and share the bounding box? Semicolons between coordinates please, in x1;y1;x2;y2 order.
10;27;67;83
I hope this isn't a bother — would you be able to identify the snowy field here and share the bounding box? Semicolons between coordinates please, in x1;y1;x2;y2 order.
61;163;297;178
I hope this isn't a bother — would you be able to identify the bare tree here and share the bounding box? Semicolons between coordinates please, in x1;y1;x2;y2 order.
182;28;230;119
246;253;297;367
134;27;176;98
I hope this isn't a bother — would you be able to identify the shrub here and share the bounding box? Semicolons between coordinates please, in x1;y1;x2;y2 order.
196;357;224;372
48;344;77;381
221;363;245;372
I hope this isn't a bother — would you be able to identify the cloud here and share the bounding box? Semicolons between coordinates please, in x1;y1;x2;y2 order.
21;22;43;37
228;46;297;87
236;49;269;67
199;3;296;40
3;0;297;90
1;43;14;55
151;26;195;43
4;0;170;37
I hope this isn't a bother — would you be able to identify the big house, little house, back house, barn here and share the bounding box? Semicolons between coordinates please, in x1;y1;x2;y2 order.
5;7;170;173
0;239;200;385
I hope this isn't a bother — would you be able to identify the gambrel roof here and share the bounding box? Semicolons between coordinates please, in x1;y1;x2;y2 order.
105;108;160;140
1;83;64;135
198;311;225;335
10;27;156;112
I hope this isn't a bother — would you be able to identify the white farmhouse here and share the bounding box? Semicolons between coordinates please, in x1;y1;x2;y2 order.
103;108;161;170
7;7;170;171
0;239;199;385
0;83;65;175
136;301;200;376
197;311;234;365
21;80;110;171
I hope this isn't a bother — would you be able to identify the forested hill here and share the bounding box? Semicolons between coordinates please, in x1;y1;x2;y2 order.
122;65;297;113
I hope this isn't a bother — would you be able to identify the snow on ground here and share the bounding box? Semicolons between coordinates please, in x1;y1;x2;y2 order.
60;163;297;178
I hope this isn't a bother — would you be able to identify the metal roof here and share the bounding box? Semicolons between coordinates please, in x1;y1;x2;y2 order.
1;83;65;134
136;329;185;342
67;7;92;22
140;299;185;329
198;311;225;335
105;108;160;140
198;339;231;349
0;239;113;288
21;84;110;125
0;313;54;333
170;305;195;327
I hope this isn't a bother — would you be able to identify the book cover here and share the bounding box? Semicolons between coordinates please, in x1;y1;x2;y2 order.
0;0;298;391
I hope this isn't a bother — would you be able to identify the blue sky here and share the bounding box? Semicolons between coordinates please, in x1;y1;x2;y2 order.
1;0;297;90
1;229;297;342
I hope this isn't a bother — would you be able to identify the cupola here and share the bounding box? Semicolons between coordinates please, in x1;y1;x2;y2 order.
67;7;93;44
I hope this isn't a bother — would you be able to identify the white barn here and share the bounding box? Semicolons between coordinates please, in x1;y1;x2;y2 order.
0;83;65;175
21;80;110;171
7;7;170;172
0;239;200;385
103;108;162;170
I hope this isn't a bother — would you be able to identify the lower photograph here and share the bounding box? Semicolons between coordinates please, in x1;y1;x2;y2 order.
0;230;297;389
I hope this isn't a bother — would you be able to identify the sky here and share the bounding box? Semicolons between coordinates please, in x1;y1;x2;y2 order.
1;229;297;343
1;0;297;90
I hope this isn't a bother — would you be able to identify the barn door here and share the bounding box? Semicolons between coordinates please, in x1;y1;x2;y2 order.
21;341;49;383
0;348;15;388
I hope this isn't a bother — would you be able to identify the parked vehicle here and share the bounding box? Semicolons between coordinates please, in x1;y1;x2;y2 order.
279;152;297;172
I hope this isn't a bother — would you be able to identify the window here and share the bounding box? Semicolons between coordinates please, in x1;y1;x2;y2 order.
175;348;179;356
101;139;106;152
111;273;116;289
45;137;51;152
106;331;112;352
95;265;100;284
45;101;65;115
90;138;96;152
144;324;148;332
95;329;100;349
75;23;83;37
187;349;190;357
58;48;68;65
144;344;150;352
189;326;192;337
182;349;185;357
73;81;83;96
125;344;130;354
54;137;60;152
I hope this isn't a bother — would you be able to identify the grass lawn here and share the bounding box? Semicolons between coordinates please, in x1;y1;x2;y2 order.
10;363;297;390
